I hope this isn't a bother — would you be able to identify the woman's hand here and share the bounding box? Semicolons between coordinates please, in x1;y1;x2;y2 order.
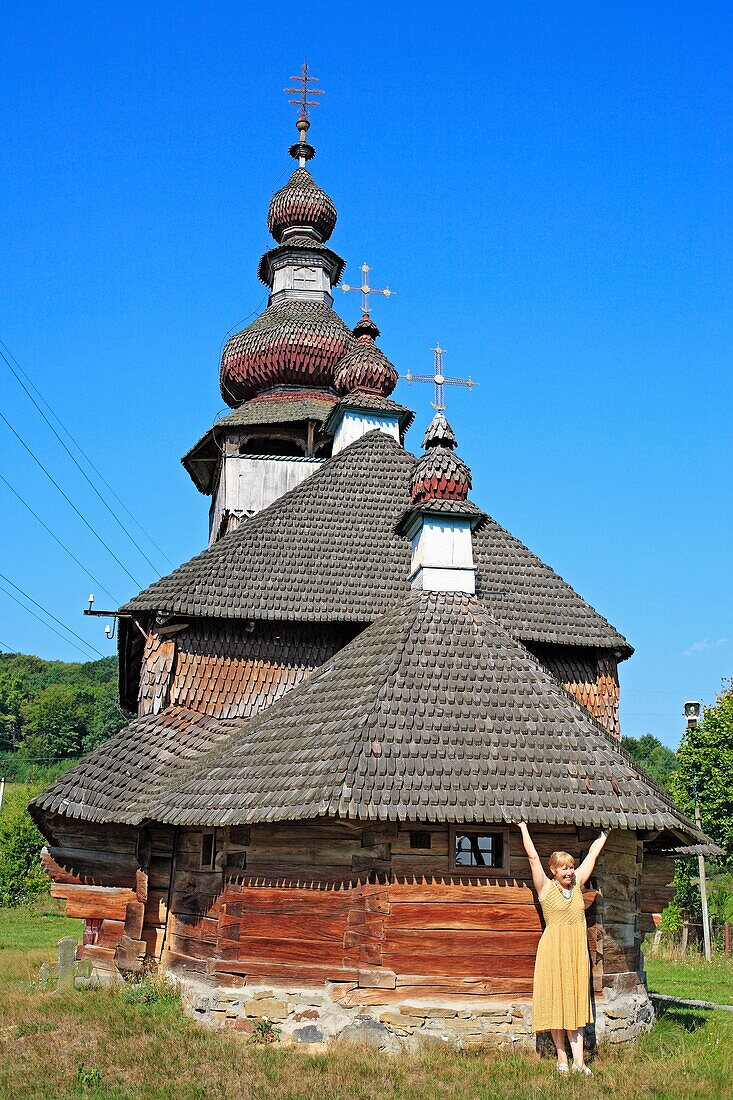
576;829;611;887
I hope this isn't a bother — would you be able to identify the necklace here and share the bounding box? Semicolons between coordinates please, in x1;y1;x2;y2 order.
555;882;573;900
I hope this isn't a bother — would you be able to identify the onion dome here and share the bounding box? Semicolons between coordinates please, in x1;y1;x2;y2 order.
267;167;337;244
333;314;398;397
411;412;472;503
220;300;355;405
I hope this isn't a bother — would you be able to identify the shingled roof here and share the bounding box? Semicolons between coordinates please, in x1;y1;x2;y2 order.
182;388;337;494
32;594;705;845
145;592;703;839
124;431;631;653
30;708;237;828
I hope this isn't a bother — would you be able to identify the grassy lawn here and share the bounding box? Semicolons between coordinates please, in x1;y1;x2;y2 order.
646;954;733;1007
1;904;733;1099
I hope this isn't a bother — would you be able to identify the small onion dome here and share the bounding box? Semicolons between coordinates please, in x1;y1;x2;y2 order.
333;314;398;397
220;300;356;406
422;412;457;450
267;167;337;244
411;417;472;503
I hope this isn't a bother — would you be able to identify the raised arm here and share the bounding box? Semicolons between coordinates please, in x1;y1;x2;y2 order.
516;822;550;898
575;830;609;887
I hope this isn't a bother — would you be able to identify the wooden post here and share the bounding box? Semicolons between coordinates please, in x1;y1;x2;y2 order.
681;920;689;957
694;802;712;963
724;922;731;958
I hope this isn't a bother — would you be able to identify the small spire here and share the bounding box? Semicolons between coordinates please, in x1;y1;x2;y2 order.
422;412;457;450
410;419;471;504
284;62;324;165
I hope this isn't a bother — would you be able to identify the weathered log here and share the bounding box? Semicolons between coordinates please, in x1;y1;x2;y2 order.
41;847;137;888
387;902;542;931
51;884;137;921
388;878;535;904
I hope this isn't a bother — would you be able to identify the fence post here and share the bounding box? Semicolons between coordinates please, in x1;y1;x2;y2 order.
725;922;731;959
681;920;689;957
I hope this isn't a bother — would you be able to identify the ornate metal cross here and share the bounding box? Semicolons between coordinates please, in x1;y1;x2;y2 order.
284;62;325;121
404;345;478;412
341;263;394;315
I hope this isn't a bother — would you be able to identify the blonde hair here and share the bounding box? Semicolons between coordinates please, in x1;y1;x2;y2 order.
549;850;575;872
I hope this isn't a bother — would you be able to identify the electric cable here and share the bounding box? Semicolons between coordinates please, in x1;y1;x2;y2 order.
0;572;104;659
0;470;120;604
0;581;103;660
0;343;166;574
0;408;143;588
0;639;17;653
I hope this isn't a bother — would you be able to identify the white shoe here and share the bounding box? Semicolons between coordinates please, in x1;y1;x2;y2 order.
572;1063;593;1077
557;1062;570;1075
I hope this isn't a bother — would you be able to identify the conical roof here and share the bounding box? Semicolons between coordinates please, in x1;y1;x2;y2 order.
123;431;633;652
144;591;706;836
422;412;457;450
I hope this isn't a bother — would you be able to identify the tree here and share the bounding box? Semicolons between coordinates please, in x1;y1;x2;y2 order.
671;681;733;869
0;782;49;906
19;683;95;761
622;733;678;791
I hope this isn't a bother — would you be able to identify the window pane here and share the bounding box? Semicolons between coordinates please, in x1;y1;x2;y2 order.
454;832;502;868
201;831;215;869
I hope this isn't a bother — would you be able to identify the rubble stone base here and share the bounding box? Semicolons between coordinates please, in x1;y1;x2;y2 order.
176;971;655;1051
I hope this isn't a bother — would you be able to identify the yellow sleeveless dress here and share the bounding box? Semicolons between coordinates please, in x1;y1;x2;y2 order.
532;881;592;1032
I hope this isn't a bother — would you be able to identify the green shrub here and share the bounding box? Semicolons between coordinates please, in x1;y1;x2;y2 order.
0;782;48;907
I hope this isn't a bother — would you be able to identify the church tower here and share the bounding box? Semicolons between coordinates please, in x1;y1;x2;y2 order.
181;66;409;543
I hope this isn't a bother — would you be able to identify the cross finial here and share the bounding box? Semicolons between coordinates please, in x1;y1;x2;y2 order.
404;345;479;412
284;63;324;166
341;263;395;315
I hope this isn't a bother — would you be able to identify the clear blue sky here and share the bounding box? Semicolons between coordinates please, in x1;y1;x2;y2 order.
1;2;730;748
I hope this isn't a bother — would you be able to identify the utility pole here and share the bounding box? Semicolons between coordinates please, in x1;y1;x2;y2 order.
684;700;712;962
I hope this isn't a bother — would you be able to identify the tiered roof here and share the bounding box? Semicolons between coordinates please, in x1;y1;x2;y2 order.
31;594;710;848
126;430;632;653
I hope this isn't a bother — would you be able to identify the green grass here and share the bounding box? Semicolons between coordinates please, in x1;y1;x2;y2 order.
0;899;81;953
0;906;732;1099
646;954;733;1006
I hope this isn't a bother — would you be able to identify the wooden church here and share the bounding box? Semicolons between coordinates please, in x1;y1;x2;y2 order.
31;71;713;1050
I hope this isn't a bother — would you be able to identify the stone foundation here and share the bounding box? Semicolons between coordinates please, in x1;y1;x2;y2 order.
177;972;655;1051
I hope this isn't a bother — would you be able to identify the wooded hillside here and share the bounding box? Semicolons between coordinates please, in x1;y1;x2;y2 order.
0;653;131;779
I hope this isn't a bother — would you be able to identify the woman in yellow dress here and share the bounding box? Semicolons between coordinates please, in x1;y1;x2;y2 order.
517;822;609;1076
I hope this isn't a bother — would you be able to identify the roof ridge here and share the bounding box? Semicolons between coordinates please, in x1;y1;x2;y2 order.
474;514;631;652
122;430;409;614
461;598;693;829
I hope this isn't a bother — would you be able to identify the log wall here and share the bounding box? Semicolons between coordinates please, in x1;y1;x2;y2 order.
40;816;175;976
163;821;607;1005
640;853;675;934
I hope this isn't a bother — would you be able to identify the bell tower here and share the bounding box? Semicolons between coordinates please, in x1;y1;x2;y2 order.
182;66;412;543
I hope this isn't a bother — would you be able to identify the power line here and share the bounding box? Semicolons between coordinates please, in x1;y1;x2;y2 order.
0;408;143;588
0;470;119;604
0;343;167;574
0;581;102;661
0;639;17;654
0;572;104;659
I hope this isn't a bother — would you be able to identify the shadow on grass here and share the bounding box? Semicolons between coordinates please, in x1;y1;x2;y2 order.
655;1003;711;1033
